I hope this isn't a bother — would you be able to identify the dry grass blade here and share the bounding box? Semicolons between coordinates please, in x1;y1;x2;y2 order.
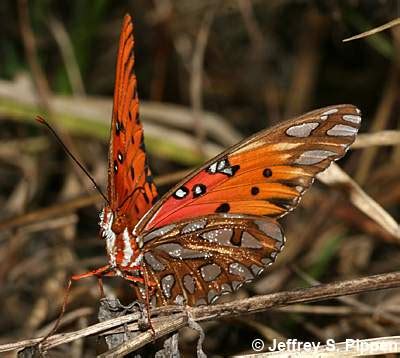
317;163;400;239
353;130;400;148
343;17;400;42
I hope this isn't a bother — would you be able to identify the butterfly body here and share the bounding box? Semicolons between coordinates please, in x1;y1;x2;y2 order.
92;14;361;307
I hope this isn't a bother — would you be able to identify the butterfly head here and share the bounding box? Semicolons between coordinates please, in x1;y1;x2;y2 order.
99;206;143;269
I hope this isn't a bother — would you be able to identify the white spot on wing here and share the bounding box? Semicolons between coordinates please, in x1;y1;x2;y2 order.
175;188;187;198
208;162;217;173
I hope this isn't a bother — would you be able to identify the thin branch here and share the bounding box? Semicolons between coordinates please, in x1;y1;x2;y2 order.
190;6;217;154
48;16;86;96
17;0;52;111
2;271;400;353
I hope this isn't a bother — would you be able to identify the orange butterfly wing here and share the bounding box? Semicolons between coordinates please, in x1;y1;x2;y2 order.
137;105;361;232
131;105;361;305
108;15;157;222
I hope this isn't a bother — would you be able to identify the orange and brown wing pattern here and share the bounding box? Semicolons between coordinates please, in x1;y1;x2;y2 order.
108;15;157;222
138;104;361;231
135;214;284;306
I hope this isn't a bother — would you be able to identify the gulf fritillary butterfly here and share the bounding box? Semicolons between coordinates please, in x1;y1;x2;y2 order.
64;14;362;311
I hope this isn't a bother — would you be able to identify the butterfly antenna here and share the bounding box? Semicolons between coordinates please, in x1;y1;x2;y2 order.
36;116;110;205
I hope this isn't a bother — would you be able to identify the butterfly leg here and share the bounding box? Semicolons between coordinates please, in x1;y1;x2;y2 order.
39;265;112;349
123;270;157;336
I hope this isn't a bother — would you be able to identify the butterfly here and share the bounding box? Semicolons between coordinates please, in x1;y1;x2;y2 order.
71;14;361;309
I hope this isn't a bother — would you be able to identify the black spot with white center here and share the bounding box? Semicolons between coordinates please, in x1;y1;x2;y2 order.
116;120;121;135
113;160;118;173
216;203;230;213
117;151;124;163
173;186;189;200
263;168;272;178
251;186;259;196
207;158;240;177
192;184;206;198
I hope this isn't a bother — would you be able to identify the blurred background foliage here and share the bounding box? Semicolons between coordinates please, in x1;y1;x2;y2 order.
0;0;400;356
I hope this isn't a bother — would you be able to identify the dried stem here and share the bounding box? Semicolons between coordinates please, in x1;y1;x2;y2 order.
2;270;400;354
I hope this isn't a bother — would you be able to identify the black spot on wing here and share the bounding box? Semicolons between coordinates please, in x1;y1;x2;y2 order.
263;168;272;178
251;186;260;196
215;203;230;213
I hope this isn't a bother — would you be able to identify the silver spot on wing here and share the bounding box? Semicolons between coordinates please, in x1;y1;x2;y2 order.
255;221;283;242
241;232;263;249
294;150;337;165
161;274;175;299
143;224;176;243
201;228;233;246
327;124;358;137
286;122;319;137
181;219;207;234
200;263;221;282
183;274;196;294
156;243;209;260
229;262;254;281
144;252;165;271
322;108;338;116
342;114;361;124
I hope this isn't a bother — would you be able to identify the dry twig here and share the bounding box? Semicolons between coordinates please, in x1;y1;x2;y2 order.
2;271;400;354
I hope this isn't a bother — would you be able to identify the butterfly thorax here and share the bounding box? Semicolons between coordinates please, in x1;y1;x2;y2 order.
99;207;142;273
